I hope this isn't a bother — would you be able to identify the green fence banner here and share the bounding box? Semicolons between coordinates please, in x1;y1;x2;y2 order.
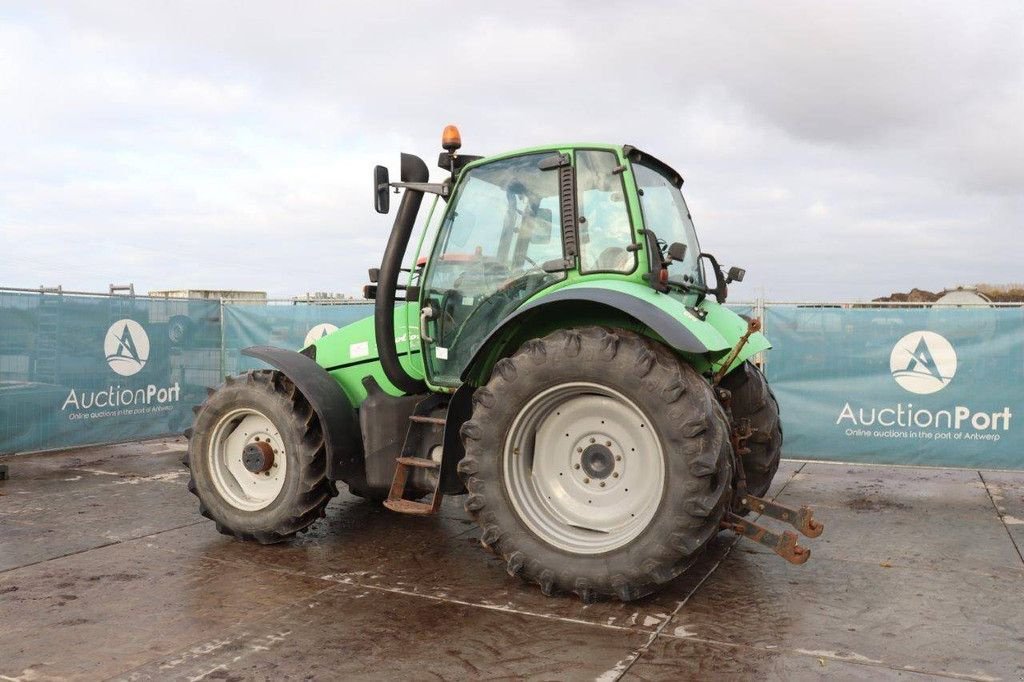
3;292;1022;471
0;292;221;454
763;305;1023;468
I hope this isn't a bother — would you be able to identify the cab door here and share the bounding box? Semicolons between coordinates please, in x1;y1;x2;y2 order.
418;152;568;388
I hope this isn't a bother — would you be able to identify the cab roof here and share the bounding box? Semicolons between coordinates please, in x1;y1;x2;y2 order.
458;143;684;188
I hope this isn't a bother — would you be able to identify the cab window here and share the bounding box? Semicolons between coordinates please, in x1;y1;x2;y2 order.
420;153;564;386
576;150;635;273
632;162;703;287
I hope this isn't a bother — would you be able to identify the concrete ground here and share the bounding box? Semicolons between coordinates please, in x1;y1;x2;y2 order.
1;440;1022;681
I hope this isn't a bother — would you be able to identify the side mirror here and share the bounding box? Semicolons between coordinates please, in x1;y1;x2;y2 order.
726;266;745;284
374;165;390;214
699;252;728;304
529;208;553;244
666;242;687;263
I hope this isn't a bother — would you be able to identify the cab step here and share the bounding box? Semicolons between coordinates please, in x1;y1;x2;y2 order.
383;496;440;515
383;456;443;515
395;456;440;469
409;415;446;426
383;396;447;516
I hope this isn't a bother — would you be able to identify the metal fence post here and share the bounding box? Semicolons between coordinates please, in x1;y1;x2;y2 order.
219;299;227;381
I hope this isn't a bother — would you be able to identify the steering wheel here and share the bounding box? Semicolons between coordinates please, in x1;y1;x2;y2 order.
496;263;549;294
596;246;630;271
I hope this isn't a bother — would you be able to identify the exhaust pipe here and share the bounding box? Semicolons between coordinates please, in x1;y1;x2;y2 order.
375;153;429;395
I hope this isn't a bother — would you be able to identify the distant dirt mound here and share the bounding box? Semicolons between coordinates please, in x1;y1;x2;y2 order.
872;288;940;303
875;285;1024;304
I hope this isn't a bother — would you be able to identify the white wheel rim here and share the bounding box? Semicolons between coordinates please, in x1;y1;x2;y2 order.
503;382;666;554
208;407;287;511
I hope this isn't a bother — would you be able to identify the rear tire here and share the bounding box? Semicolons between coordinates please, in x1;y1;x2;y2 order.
722;361;782;498
458;327;733;602
184;370;334;543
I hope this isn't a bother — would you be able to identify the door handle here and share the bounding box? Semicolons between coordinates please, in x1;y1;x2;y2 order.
419;305;434;344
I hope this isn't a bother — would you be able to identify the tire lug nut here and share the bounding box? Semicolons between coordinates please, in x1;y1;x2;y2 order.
615;455;622;461
599;481;606;487
612;472;619;478
583;477;590;484
574;463;581;470
589;437;595;444
605;441;611;447
577;447;583;453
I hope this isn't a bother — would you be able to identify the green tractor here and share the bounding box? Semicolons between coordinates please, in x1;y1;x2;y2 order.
185;127;823;601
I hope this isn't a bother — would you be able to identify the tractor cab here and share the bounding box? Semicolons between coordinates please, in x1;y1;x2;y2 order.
372;130;733;392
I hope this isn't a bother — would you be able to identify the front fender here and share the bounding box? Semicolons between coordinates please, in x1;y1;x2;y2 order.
702;301;772;374
242;346;362;481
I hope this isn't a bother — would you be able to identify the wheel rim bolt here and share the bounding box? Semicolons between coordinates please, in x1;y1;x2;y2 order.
616;455;622;462
599;482;606;487
583;477;590;484
574;463;581;470
577;447;583;453
605;441;611;447
589;437;595;444
613;472;619;478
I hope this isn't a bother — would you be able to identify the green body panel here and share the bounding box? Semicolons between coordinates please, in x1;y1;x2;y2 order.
702;299;771;373
308;304;424;407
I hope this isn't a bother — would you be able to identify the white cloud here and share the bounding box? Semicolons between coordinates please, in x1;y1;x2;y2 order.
0;1;1021;299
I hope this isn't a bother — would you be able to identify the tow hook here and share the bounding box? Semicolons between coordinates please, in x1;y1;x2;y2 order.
721;494;825;565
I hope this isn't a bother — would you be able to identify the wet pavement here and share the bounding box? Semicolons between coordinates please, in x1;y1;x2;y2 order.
1;439;1022;681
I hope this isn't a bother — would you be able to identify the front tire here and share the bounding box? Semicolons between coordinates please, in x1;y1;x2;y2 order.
722;361;782;498
458;327;733;602
185;370;334;543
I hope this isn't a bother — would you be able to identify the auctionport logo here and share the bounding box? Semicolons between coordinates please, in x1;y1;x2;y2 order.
62;318;179;417
105;319;150;377
837;328;1012;441
889;331;956;395
304;323;338;347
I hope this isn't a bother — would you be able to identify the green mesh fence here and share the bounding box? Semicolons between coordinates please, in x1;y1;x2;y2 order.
1;292;1021;469
0;292;220;454
763;305;1024;468
221;302;373;376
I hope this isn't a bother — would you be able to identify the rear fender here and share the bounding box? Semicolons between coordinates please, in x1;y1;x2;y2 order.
461;283;734;384
242;346;362;482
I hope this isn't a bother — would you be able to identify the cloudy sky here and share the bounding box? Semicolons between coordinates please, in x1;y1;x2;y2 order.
1;1;1021;301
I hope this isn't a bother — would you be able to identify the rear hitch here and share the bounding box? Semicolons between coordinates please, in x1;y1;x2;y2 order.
722;513;811;565
740;493;824;538
722;494;824;565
